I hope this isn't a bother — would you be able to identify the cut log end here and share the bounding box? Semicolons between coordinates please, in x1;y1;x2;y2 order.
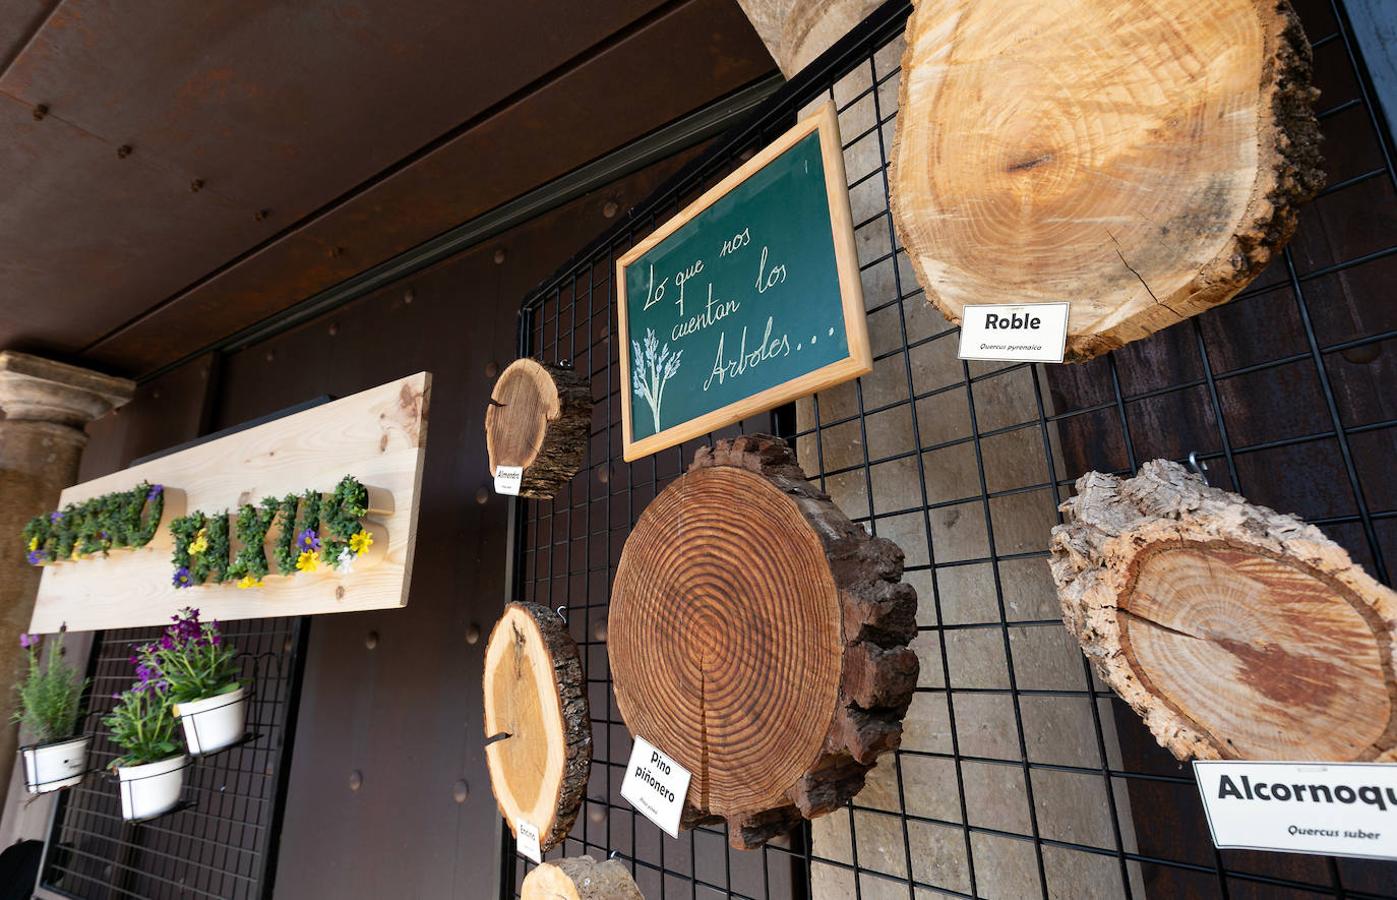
483;602;592;852
1050;460;1397;761
891;0;1324;362
486;359;592;499
520;856;643;900
610;434;918;848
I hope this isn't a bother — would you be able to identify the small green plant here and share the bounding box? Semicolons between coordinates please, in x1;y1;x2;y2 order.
22;482;164;565
134;608;240;705
13;628;88;745
103;685;180;768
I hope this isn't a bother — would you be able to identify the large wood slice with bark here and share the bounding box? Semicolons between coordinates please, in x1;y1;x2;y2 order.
734;0;884;77
609;434;918;849
1050;460;1397;761
483;602;591;852
890;0;1324;361
486;359;591;499
521;856;643;900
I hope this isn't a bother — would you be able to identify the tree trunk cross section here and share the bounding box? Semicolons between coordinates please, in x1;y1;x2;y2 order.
1051;460;1397;761
610;434;918;848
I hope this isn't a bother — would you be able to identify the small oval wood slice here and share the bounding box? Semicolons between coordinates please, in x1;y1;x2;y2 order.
483;602;591;852
486;359;591;499
521;856;643;900
610;435;918;849
1050;460;1397;761
890;0;1324;361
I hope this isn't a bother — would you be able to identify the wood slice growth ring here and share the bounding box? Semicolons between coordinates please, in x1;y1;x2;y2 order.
610;435;918;848
890;0;1324;361
1050;460;1397;761
520;856;643;900
486;359;591;499
483;602;591;852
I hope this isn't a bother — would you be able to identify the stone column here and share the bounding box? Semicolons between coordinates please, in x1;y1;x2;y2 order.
0;351;133;806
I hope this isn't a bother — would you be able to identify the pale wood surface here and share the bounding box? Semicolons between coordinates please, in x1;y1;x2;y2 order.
734;0;884;77
520;856;643;900
609;435;917;848
483;602;591;853
890;0;1324;361
1050;460;1397;760
29;373;430;633
616;101;870;462
485;359;591;499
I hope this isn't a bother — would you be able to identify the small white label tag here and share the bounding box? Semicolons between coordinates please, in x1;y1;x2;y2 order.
516;820;542;863
494;465;523;496
1194;761;1397;860
958;302;1070;363
620;735;692;838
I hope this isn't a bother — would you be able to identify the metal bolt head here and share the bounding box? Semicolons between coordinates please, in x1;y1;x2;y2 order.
602;200;619;219
264;350;275;362
485;361;499;378
452;779;470;803
190;178;205;193
328;322;338;336
403;288;414;305
116;144;132;159
588;806;605;824
493;248;506;264
593;618;608;642
348;770;363;791
364;631;379;650
32;104;48;121
255;208;271;222
465;624;481;645
475;486;489;505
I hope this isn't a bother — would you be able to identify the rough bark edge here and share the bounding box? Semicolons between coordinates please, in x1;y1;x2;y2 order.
1048;460;1397;761
484;601;593;852
520;855;644;900
687;434;919;848
486;360;592;500
888;0;1325;363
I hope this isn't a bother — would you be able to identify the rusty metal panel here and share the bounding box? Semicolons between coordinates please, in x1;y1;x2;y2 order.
80;0;773;377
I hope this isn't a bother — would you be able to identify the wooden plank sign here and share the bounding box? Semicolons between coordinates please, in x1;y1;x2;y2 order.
616;101;869;461
28;373;430;633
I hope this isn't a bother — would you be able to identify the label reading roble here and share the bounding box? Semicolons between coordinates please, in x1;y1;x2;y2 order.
516;820;542;863
620;735;692;838
494;465;523;496
958;302;1070;363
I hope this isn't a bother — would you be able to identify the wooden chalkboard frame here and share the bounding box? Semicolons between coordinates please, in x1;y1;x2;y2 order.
616;100;869;461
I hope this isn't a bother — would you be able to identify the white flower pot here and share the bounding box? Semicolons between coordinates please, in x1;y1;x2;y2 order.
173;685;249;756
117;754;188;821
20;736;90;794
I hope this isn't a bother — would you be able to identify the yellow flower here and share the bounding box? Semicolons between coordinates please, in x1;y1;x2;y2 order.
27;537;38;551
295;550;319;573
188;528;209;556
349;530;373;557
236;575;264;590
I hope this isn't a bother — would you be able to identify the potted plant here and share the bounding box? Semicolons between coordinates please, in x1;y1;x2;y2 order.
13;627;90;794
104;680;186;821
136;608;247;756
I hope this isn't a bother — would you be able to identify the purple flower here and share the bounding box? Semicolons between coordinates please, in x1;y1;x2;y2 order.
135;663;156;684
297;529;321;552
49;511;62;523
25;549;45;566
18;633;36;650
147;484;164;501
160;634;175;650
172;566;192;589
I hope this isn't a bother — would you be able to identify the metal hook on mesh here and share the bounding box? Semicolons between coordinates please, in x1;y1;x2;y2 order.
608;850;625;862
1186;451;1209;485
556;606;568;624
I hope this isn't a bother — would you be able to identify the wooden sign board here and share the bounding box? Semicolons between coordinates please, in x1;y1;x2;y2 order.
28;373;430;633
616;100;869;461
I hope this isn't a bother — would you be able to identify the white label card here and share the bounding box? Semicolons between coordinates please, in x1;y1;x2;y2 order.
958;302;1070;363
620;735;692;839
494;465;523;496
1195;761;1397;860
516;820;542;863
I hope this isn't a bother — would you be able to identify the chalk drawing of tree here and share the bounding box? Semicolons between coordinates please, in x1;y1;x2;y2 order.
632;328;682;433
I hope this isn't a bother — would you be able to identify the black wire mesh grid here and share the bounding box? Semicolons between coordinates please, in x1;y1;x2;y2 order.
508;0;1397;897
38;618;306;900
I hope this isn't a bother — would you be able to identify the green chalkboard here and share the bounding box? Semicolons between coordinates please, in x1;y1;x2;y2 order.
616;102;870;461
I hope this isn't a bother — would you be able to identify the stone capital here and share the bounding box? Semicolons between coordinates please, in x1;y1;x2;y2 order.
0;351;135;428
